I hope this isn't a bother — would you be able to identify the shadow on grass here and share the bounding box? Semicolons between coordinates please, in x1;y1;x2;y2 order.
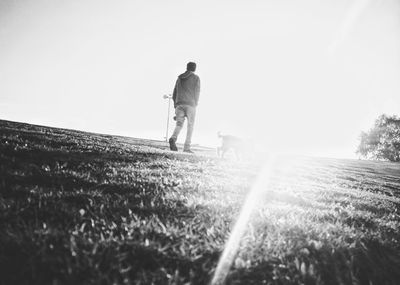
224;240;400;285
0;142;219;284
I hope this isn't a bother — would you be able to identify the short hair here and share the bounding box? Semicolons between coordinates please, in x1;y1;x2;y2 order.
187;62;196;72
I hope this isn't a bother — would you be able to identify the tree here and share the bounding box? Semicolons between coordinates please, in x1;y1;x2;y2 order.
357;114;400;162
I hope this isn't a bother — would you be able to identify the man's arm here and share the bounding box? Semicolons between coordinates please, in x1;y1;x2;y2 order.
172;79;178;108
195;76;200;106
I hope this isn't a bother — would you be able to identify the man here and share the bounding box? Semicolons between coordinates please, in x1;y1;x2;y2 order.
169;62;200;153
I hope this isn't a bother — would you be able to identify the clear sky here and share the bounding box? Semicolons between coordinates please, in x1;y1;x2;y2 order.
1;0;399;158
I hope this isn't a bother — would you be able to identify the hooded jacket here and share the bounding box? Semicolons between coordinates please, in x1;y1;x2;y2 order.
172;71;200;108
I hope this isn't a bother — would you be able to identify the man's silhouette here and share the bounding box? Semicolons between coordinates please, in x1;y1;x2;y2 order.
169;62;200;153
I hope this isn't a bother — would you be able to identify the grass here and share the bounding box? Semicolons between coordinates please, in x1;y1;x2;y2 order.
0;119;400;285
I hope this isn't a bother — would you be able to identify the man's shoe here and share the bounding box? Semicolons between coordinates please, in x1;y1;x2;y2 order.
183;149;194;154
169;138;178;151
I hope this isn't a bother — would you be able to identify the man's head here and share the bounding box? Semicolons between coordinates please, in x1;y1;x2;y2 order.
186;62;197;72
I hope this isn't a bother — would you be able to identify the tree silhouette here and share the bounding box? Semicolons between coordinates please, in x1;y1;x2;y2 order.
357;114;400;162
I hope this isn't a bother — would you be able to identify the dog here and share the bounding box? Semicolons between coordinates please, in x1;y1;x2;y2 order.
217;132;254;160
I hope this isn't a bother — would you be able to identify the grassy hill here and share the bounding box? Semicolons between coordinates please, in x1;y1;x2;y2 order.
1;119;400;285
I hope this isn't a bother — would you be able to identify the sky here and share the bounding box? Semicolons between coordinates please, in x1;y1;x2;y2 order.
1;0;399;158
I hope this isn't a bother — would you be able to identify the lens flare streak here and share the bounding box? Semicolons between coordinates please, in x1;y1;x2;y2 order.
211;156;277;285
328;0;371;55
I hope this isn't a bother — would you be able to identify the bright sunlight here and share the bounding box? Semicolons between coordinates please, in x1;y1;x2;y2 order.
1;0;399;158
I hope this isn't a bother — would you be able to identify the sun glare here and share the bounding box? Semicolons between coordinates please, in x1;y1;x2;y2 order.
1;0;399;159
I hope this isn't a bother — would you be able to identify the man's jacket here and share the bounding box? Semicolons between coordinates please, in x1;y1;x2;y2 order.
172;71;200;108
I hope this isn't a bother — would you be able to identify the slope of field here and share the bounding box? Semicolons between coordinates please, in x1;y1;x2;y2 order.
1;119;400;285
